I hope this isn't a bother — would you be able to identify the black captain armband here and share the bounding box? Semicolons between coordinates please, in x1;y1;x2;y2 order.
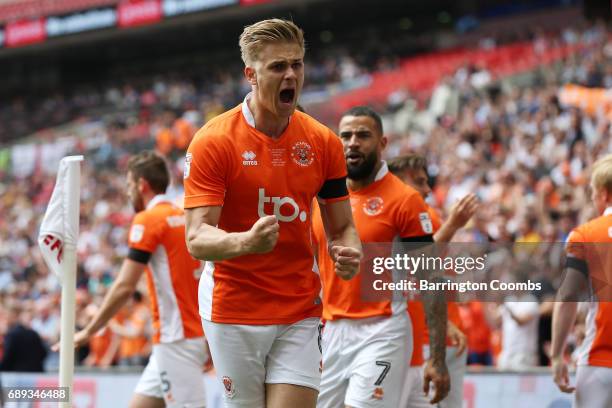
565;257;589;276
400;235;434;243
318;177;348;200
400;235;434;250
128;248;152;264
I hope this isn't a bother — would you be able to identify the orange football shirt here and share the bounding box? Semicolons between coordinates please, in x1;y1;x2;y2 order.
565;206;612;367
312;163;433;321
184;100;348;324
128;195;203;343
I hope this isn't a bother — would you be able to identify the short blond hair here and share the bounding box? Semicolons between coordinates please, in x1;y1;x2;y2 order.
591;153;612;194
239;18;305;65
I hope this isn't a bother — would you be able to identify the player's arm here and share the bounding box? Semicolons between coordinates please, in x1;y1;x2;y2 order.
552;251;591;357
551;299;578;393
400;198;449;403
400;230;446;366
420;266;449;403
551;260;589;393
59;258;146;350
318;198;362;280
433;194;478;243
185;206;279;261
99;333;120;368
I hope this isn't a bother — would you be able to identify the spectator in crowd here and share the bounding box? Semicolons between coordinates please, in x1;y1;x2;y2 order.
0;304;47;372
492;283;540;370
459;301;494;366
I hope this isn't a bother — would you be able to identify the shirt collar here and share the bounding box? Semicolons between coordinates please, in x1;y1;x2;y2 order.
146;194;173;211
604;206;612;216
374;161;389;182
241;92;255;128
241;92;295;130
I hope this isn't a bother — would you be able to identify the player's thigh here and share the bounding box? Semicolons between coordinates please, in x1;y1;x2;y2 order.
318;320;350;408
129;393;165;408
399;365;430;408
265;317;321;391
203;319;276;408
154;337;209;407
345;333;410;408
133;356;164;403
574;365;612;408
265;383;318;408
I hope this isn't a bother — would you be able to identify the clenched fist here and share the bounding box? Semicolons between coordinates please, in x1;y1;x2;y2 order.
330;245;361;280
246;215;280;254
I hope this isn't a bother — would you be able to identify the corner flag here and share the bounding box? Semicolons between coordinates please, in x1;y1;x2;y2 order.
38;155;83;279
38;155;83;408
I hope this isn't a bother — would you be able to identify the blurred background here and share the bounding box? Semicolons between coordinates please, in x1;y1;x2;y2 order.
0;0;611;406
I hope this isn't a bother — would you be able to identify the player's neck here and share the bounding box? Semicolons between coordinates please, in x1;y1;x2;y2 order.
348;161;383;192
248;97;289;139
141;191;157;209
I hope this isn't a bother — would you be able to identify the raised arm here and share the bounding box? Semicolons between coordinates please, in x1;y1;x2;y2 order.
434;193;478;243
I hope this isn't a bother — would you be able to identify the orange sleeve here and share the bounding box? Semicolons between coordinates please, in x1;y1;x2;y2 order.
183;129;230;209
427;206;443;233
319;130;348;203
565;227;586;261
128;212;161;254
397;191;434;238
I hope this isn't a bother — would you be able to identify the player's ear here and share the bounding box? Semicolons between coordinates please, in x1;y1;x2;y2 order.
137;177;149;193
380;135;388;149
245;66;257;86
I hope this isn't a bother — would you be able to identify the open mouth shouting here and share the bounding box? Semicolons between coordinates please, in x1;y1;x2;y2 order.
279;88;296;107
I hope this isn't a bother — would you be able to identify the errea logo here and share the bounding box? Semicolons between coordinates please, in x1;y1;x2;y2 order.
242;151;258;166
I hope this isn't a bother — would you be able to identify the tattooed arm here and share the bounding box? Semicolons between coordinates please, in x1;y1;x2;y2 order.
422;277;450;404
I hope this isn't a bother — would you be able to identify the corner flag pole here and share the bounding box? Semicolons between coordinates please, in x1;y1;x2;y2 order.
38;155;83;408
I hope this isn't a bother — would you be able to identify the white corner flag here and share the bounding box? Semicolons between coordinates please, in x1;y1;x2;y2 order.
38;155;83;408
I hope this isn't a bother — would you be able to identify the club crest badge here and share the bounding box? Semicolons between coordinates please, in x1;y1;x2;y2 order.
291;141;314;167
363;197;384;216
222;376;235;399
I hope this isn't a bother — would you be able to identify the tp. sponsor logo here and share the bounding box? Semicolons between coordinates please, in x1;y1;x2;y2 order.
242;150;258;166
258;188;307;222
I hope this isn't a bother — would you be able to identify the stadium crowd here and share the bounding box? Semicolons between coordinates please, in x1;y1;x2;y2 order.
1;22;611;372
